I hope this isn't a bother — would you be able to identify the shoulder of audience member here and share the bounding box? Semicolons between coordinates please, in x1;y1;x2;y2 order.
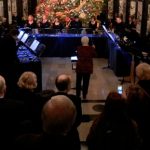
14;133;41;149
0;97;27;119
35;89;55;102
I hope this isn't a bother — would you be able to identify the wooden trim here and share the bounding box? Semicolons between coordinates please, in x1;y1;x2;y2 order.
113;0;119;20
141;0;148;37
126;0;131;24
28;0;37;15
3;0;8;19
16;0;23;18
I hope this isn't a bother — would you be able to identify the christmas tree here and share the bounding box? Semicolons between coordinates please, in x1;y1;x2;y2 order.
36;0;105;26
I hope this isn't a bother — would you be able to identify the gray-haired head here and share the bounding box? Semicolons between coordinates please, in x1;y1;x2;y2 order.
81;36;89;46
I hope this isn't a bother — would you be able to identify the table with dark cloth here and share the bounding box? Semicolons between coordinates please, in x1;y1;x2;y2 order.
106;32;133;77
33;33;108;57
18;29;135;78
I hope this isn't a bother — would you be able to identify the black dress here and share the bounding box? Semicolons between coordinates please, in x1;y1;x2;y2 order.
25;21;37;29
52;22;63;31
89;21;98;31
39;21;50;28
70;20;82;29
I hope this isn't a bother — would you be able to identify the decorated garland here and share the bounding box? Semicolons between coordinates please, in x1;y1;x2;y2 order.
36;0;106;26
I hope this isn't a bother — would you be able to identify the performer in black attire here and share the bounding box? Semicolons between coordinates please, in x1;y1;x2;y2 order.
97;11;108;26
52;17;63;31
114;16;125;37
39;15;50;28
70;15;82;29
89;16;99;31
25;15;37;29
126;16;137;31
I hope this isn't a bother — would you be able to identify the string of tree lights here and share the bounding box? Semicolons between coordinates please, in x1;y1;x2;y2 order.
36;0;107;26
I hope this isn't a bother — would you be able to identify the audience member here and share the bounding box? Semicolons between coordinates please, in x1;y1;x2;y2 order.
42;95;76;135
55;74;82;125
14;95;79;150
76;36;96;99
86;91;141;150
13;71;41;133
0;28;18;64
135;62;150;95
0;75;6;97
0;28;19;97
35;89;55;104
0;75;26;149
53;74;82;150
17;71;37;92
125;85;150;150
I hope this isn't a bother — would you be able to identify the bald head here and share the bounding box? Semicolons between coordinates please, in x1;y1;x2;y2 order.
136;63;150;80
42;95;76;135
55;74;71;92
0;75;6;96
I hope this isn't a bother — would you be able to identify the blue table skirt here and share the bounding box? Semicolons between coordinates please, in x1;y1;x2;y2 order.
33;33;108;57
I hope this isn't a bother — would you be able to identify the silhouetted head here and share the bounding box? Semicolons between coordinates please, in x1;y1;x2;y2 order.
42;95;76;135
104;91;127;118
125;84;150;120
0;75;6;97
17;71;37;90
55;74;71;92
136;62;150;80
